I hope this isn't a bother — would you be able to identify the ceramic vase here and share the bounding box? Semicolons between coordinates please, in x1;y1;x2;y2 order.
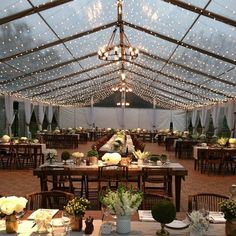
116;215;131;234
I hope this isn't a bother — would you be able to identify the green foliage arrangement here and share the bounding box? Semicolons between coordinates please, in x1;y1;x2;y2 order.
151;200;176;236
61;151;70;161
64;197;90;216
219;199;236;221
87;149;98;157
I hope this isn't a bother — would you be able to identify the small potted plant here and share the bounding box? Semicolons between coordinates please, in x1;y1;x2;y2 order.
61;151;70;164
64;197;90;231
219;199;236;236
149;155;161;165
151;199;176;236
87;148;99;165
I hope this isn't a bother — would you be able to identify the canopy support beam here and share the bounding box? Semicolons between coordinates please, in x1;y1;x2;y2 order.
0;0;73;25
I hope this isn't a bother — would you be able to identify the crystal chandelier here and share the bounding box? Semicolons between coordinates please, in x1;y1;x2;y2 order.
97;0;138;62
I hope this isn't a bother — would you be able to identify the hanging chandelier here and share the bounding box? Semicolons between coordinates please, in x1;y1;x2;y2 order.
112;82;132;92
117;102;130;106
97;0;138;62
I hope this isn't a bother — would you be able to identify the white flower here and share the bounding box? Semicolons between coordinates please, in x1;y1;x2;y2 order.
189;211;209;234
34;210;53;224
101;186;143;216
72;152;84;158
133;150;150;160
102;153;121;164
0;196;27;215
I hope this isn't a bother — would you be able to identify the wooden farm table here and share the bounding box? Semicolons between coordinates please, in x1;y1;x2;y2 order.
193;145;236;172
0;210;226;235
99;134;135;155
0;143;46;168
33;162;188;212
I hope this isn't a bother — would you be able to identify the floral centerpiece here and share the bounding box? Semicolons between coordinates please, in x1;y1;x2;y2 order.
133;150;150;165
72;152;84;165
220;199;236;236
34;210;53;233
100;185;143;234
219;199;236;221
1;135;10;143
229;138;236;148
102;153;122;165
45;149;57;163
133;150;150;160
217;137;229;146
0;196;28;233
189;210;209;236
64;197;90;231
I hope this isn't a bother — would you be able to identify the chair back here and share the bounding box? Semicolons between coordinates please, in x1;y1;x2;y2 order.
142;167;172;196
41;166;74;193
141;193;172;210
188;193;229;212
27;190;74;210
98;165;128;191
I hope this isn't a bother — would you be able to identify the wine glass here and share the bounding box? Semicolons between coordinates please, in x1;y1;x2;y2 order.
101;205;110;221
199;202;209;218
61;211;71;235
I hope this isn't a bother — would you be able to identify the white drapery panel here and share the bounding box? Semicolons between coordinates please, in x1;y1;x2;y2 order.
35;104;46;131
199;107;210;133
191;110;199;132
59;107;186;130
24;99;33;138
152;99;156;130
211;104;224;136
4;94;15;136
90;96;95;128
53;106;60;128
46;105;53;131
186;111;191;130
224;100;236;137
172;110;186;131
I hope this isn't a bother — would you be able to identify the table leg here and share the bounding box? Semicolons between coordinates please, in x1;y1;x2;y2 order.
175;176;182;212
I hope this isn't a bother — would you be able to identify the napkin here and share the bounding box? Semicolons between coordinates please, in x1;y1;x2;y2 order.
208;211;226;223
138;210;155;221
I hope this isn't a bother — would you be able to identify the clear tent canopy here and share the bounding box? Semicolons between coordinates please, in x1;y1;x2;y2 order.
0;0;235;110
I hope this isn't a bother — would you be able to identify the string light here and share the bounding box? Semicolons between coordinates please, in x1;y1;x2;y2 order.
0;0;235;110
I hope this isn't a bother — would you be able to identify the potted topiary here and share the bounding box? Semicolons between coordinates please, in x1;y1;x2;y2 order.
151;199;176;236
149;155;161;165
87;149;99;165
61;151;70;164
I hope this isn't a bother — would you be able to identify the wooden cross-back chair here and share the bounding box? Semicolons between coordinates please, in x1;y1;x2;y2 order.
27;190;74;210
98;165;129;192
141;167;173;197
41;166;74;194
188;193;229;212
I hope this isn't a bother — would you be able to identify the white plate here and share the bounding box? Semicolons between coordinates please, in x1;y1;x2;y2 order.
165;220;189;229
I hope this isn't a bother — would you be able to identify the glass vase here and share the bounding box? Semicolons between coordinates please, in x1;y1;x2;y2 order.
116;215;131;234
5;214;18;234
70;215;83;231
